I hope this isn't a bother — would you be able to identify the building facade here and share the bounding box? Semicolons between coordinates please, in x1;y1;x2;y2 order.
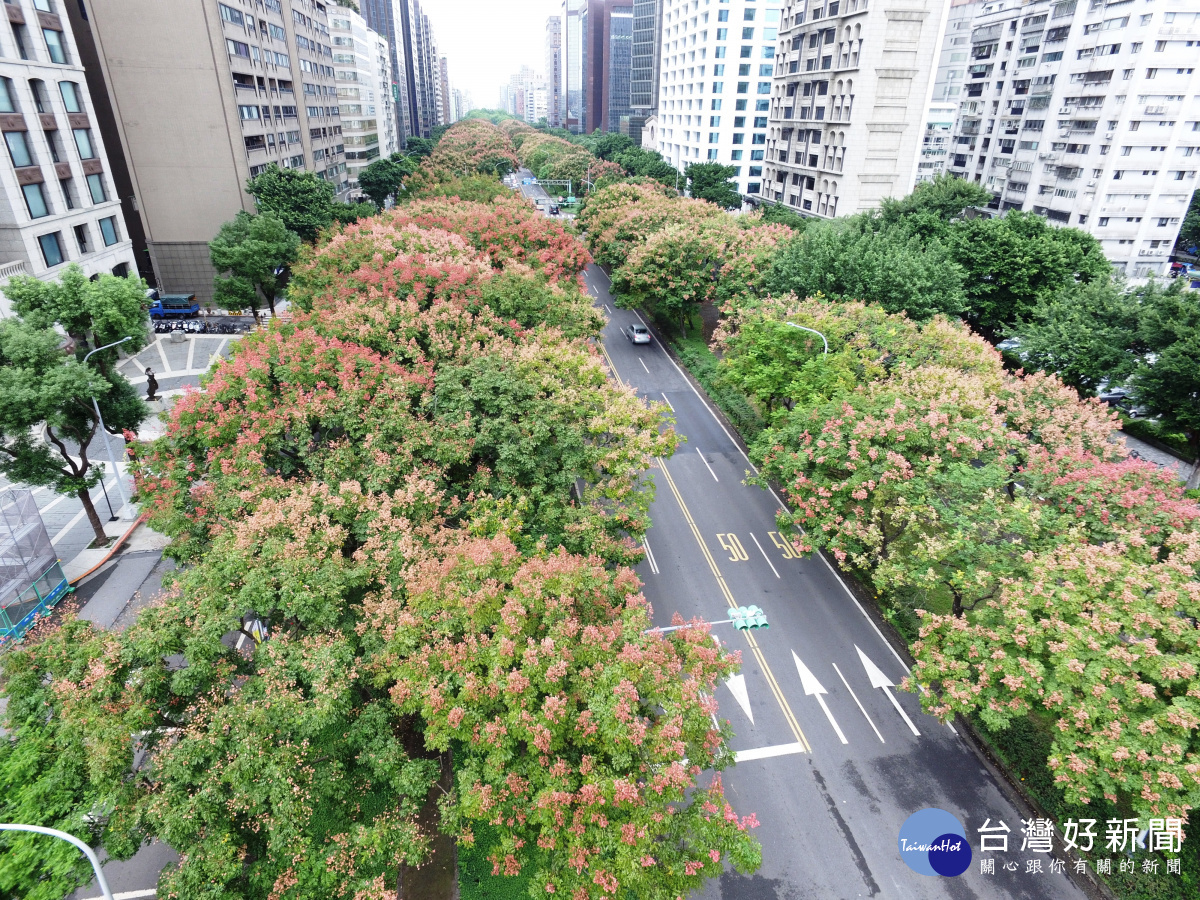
330;8;396;196
359;0;412;145
604;4;634;133
628;0;664;144
653;0;786;198
918;0;985;185
439;56;452;125
945;0;1199;277
69;0;348;302
563;0;588;132
0;0;136;317
764;0;946;214
546;15;564;127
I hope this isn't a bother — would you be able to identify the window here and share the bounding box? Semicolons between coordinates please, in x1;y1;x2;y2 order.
73;224;90;254
732;132;744;144
22;182;48;218
744;8;756;20
711;99;722;110
718;9;729;21
715;46;727;59
270;23;286;41
752;133;766;144
757;82;771;94
713;65;725;76
710;115;721;126
73;128;95;159
709;132;719;143
712;82;724;93
738;64;751;76
5;131;32;167
238;104;261;119
754;116;768;128
218;3;245;26
99;216;119;246
227;39;251;58
756;100;769;112
708;149;718;160
750;149;764;160
731;150;743;160
0;78;13;114
763;46;775;59
759;64;773;76
1042;51;1063;62
742;27;755;39
737;82;749;93
86;173;107;203
33;0;54;9
740;46;752;59
43;29;66;64
734;116;745;127
58;81;81;113
12;24;30;61
717;28;727;40
38;233;64;266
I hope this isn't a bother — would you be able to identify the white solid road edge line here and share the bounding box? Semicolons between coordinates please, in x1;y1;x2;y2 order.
79;890;156;900
734;742;807;763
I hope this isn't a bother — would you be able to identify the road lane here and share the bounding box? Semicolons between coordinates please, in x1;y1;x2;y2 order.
588;264;1085;900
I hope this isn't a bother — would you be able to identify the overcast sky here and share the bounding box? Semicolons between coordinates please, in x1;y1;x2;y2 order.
423;0;563;110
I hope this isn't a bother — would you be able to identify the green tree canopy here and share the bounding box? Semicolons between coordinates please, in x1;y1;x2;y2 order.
755;202;811;231
357;153;417;208
765;214;966;320
245;166;337;241
404;136;436;158
946;210;1110;342
878;173;993;238
209;211;300;317
1178;188;1199;250
0;265;148;543
685;161;741;209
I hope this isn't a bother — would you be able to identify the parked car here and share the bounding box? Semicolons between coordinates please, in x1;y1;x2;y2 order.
995;337;1021;352
625;324;652;345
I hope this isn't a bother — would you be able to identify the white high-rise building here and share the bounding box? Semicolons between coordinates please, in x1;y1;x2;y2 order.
945;0;1200;277
653;0;786;199
764;0;948;215
918;0;986;185
331;8;398;194
0;0;136;318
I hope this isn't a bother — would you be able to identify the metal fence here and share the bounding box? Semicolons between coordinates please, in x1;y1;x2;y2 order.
0;489;70;645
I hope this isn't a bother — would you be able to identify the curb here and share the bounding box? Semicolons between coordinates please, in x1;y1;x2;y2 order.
68;512;149;587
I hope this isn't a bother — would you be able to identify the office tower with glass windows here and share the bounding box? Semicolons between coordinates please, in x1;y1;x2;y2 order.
653;0;787;199
765;0;945;215
0;0;137;315
546;15;564;127
628;0;664;145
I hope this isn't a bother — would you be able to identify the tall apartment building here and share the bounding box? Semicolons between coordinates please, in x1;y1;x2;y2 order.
0;0;136;317
68;0;347;301
563;0;587;132
439;56;452;125
628;0;664;144
452;87;470;121
918;0;985;184
330;8;396;195
546;15;564;127
764;0;946;214
653;0;786;198
359;0;412;146
945;0;1199;277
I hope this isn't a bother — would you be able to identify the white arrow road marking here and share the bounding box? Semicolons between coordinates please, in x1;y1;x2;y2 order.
793;651;848;744
696;448;718;481
832;662;884;743
723;673;754;724
748;532;781;579
641;537;659;575
734;742;806;763
856;645;920;737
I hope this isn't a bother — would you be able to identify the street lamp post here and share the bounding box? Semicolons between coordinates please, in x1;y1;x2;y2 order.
784;321;829;355
0;824;114;900
82;337;133;516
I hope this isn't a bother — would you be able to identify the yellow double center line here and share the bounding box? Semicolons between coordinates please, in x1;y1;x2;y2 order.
656;455;811;754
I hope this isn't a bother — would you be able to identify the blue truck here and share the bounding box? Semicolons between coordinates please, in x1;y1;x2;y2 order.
147;291;199;318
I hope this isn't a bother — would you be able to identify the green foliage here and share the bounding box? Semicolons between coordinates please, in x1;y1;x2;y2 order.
458;822;534;900
1120;416;1198;463
0;265;148;543
464;109;519;125
578;131;634;160
755;203;810;231
946;210;1110;341
765;214;966;320
671;335;765;443
1015;277;1142;394
685;161;741;209
245;166;337;241
357;152;417;208
0;620;136;900
613;146;679;188
404;136;436;158
332;200;380;224
878;173;993;237
209;211;300;315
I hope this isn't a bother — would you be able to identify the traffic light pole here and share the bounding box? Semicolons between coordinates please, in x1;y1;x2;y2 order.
645;606;768;635
645;618;736;635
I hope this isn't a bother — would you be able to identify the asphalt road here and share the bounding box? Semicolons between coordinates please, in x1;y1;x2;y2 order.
586;264;1086;900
